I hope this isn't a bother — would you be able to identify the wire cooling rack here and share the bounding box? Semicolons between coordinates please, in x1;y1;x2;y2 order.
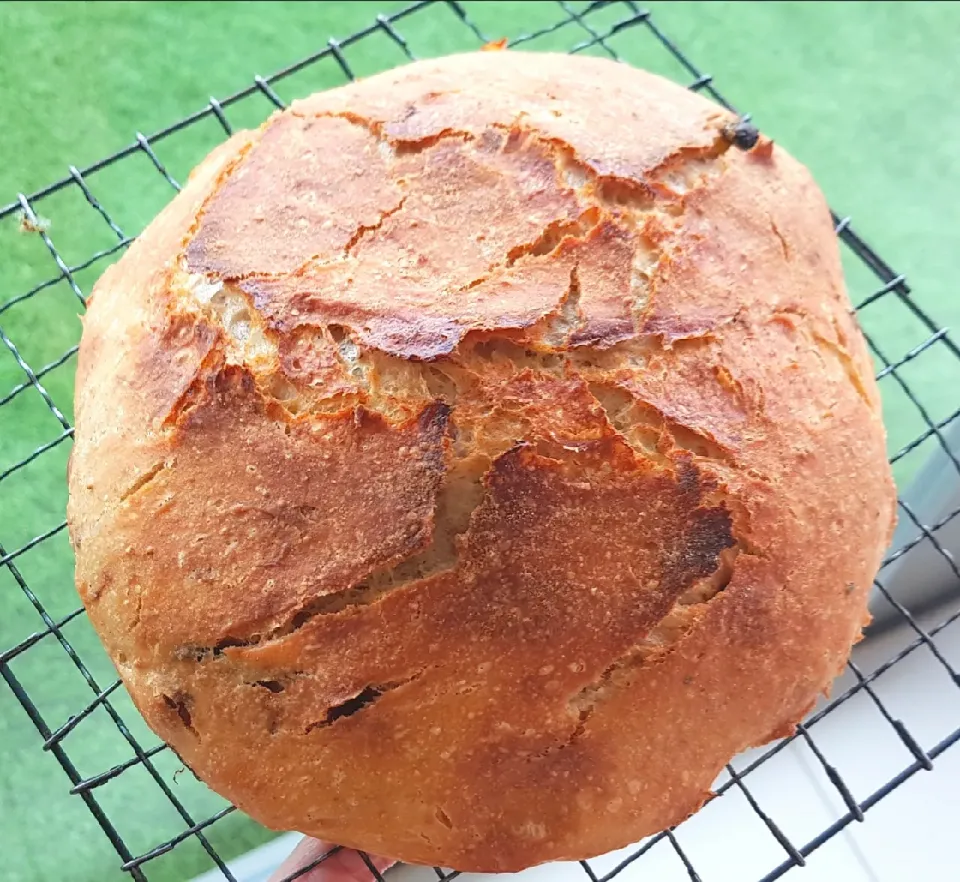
2;2;959;881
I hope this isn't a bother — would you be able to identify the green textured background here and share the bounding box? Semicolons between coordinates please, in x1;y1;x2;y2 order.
1;2;958;881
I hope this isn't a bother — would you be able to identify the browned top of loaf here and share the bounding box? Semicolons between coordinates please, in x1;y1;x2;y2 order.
68;50;896;872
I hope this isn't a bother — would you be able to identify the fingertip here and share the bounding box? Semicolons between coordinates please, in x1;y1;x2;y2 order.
267;837;395;881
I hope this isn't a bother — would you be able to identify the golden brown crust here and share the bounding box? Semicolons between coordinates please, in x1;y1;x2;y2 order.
68;51;895;872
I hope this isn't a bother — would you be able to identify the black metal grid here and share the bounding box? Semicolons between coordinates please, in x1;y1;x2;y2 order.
1;2;959;881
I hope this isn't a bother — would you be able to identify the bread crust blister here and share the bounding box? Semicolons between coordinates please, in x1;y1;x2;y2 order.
68;51;896;872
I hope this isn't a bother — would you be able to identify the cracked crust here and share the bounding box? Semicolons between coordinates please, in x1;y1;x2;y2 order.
68;51;895;872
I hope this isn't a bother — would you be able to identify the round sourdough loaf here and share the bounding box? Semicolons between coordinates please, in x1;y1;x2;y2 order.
68;50;896;872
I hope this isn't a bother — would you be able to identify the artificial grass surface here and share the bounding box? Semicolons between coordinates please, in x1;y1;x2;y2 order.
0;2;957;881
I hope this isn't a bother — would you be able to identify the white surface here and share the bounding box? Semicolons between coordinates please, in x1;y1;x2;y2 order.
194;607;960;882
